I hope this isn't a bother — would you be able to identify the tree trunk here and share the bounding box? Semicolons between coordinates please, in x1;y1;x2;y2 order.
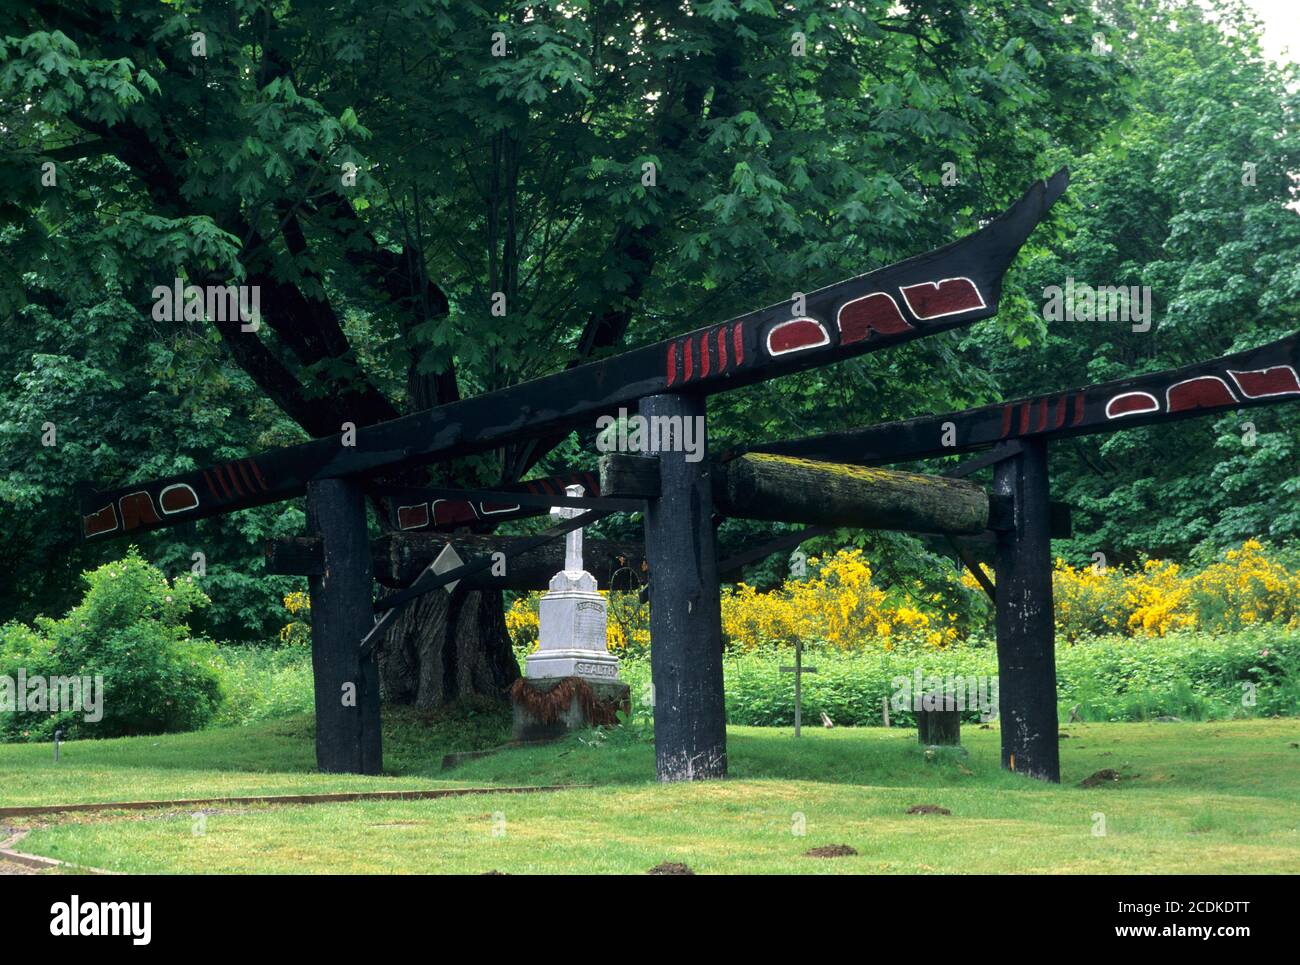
375;584;520;710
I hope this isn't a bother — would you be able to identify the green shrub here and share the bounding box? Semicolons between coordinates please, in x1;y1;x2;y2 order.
0;549;222;741
209;643;314;727
617;629;1300;727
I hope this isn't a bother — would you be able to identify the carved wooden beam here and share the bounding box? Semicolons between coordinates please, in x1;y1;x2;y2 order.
80;170;1068;541
741;332;1300;466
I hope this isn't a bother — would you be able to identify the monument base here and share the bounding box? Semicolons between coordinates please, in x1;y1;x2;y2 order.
510;676;631;742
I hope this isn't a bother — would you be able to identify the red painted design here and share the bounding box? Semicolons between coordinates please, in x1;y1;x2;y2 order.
1105;392;1160;419
119;492;160;530
1052;396;1068;429
1166;377;1236;413
202;470;221;500
684;338;694;382
224;463;245;497
159;483;199;514
1228;365;1300;399
247;459;269;491
999;405;1014;438
1017;403;1030;435
716;326;728;371
666;342;678;387
397;503;430;530
699;331;711;378
235;461;256;494
479;501;521;516
899;278;985;320
210;467;232;498
837;293;913;344
432;499;477;527
766;318;829;356
1035;398;1049;432
733;323;744;365
83;504;118;538
1071;392;1086;426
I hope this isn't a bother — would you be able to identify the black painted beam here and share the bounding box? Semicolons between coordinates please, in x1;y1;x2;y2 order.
741;332;1300;466
80;170;1069;542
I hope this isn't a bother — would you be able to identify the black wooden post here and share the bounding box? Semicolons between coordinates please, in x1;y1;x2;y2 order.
640;392;728;781
307;478;383;774
992;438;1060;782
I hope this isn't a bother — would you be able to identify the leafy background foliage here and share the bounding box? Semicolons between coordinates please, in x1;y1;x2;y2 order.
0;0;1295;643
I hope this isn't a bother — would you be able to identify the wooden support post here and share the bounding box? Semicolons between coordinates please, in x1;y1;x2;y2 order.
307;479;382;775
992;438;1060;782
640;393;727;781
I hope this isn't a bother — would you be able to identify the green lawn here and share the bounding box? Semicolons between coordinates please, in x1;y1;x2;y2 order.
4;712;1298;873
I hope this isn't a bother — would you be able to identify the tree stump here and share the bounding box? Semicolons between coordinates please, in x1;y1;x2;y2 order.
917;693;961;746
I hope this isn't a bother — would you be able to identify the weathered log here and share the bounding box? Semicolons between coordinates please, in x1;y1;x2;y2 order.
267;533;648;591
713;452;991;535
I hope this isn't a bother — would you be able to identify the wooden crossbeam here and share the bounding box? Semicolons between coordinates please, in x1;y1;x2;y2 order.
79;170;1068;543
369;469;602;532
267;533;647;591
741;332;1300;466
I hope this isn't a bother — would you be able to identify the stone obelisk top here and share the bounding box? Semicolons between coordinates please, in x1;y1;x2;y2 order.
551;484;586;575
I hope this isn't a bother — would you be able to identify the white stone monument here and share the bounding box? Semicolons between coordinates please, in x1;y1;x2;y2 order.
525;485;621;681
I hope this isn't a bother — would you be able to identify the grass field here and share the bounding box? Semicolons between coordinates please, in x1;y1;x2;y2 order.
3;709;1298;874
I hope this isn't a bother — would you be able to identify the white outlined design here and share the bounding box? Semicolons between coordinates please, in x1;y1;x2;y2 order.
836;291;912;341
159;483;200;514
899;277;986;320
1104;391;1160;420
83;503;118;536
1227;365;1300;399
1165;375;1237;412
765;317;829;357
397;502;430;530
478;501;521;516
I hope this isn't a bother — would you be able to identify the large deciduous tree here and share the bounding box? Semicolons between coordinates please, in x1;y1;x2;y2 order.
0;0;1118;707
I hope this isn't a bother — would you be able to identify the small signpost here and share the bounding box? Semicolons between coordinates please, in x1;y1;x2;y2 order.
779;639;818;738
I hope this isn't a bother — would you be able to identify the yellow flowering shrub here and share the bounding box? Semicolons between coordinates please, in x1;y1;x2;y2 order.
1188;539;1300;632
1052;558;1129;641
721;549;961;651
279;590;311;647
491;540;1300;654
1052;539;1300;640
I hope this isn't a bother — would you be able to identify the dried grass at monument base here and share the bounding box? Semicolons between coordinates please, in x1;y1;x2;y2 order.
508;677;627;726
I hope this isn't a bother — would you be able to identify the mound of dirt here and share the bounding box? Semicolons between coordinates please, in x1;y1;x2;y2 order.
906;804;951;815
647;862;694;875
1079;768;1123;788
804;844;858;858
